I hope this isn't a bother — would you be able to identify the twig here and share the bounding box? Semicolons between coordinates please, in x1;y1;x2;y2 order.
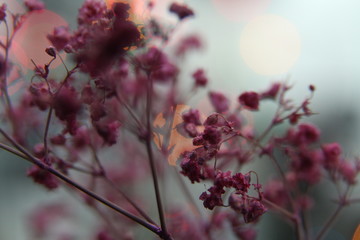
0;128;162;237
315;189;350;240
145;72;172;240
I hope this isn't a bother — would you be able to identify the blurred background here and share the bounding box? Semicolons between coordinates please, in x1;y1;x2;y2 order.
0;0;359;239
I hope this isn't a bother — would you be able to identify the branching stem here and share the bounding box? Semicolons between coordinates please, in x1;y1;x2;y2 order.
145;72;172;240
0;128;163;238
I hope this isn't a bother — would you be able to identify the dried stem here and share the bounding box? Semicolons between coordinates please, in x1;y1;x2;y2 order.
89;145;157;225
263;198;294;220
1;20;13;111
43;107;53;157
0;128;163;238
145;72;172;239
315;189;350;240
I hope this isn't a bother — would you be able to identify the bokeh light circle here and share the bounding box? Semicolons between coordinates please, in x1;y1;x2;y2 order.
12;9;68;69
239;14;301;76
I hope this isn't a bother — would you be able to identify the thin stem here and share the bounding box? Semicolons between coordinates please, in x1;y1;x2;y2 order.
160;104;176;154
63;182;123;239
315;204;344;240
295;217;305;240
102;177;158;226
315;189;350;240
58;52;69;74
89;145;157;225
263;198;294;220
145;72;171;239
238;133;304;237
90;200;123;238
55;64;78;95
43;107;53;157
0;144;95;175
115;94;145;131
1;20;12;111
0;128;162;237
0;142;27;159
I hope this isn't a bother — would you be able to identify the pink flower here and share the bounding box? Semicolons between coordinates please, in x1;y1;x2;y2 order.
0;4;6;21
184;123;198;137
199;185;224;210
47;26;71;51
180;155;202;183
192;135;204;146
53;86;81;122
78;0;107;25
261;82;281;99
97;230;114;240
286;123;320;146
289;148;323;184
169;3;194;20
239;91;260;111
90;101;107;121
242;199;267;223
264;179;288;207
322;142;342;169
232;172;251;192
33;143;45;158
112;2;130;20
166;209;204;239
295;195;314;211
77;20;140;76
151;62;178;82
229;194;266;223
72;126;90;149
52;86;81;135
296;123;320;145
339;161;357;185
214;170;233;188
175;35;202;56
182;109;201;125
137;47;166;69
234;228;257;240
27;166;59;190
209;91;230;113
28;82;51;111
203;126;222;145
192;69;208;87
50;134;66;145
94;120;121;145
28;203;68;237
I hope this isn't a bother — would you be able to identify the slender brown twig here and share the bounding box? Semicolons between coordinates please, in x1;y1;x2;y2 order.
0;128;163;237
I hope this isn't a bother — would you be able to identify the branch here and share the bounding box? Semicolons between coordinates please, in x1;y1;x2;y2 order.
0;128;163;237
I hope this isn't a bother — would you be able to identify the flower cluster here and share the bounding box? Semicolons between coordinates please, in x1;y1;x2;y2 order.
0;1;359;240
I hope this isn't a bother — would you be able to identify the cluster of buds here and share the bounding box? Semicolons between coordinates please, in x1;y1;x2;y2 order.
0;0;358;239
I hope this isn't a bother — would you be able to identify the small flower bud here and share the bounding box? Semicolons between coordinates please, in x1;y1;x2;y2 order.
45;47;56;58
309;84;315;91
169;2;194;20
239;91;260;111
0;4;7;21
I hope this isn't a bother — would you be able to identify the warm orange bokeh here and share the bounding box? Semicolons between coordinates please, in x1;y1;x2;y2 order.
153;104;198;166
353;224;360;240
12;9;68;69
105;0;151;23
239;14;301;76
